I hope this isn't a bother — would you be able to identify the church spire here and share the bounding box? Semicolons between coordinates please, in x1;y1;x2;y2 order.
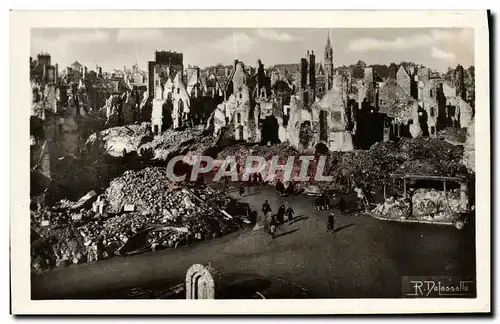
324;29;334;91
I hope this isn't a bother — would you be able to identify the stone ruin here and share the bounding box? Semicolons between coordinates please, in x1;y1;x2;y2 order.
185;263;215;299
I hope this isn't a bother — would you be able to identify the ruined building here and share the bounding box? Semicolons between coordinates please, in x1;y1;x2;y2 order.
267;32;334;101
148;51;223;135
212;46;356;152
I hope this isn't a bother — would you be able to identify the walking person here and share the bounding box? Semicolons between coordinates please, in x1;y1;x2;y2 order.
285;206;295;222
277;204;286;224
275;180;285;196
239;183;245;196
269;213;279;239
262;200;271;215
354;183;370;211
327;211;335;232
257;172;263;186
337;196;347;214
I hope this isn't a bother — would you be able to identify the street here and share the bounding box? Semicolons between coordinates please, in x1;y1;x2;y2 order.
31;184;476;299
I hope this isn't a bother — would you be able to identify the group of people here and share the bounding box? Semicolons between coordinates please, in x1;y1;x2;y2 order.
261;200;295;239
275;180;295;197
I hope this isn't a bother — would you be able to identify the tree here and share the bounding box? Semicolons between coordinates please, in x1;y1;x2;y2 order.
356;60;367;69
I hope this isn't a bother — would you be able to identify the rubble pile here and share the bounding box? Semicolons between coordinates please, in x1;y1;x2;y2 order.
371;197;411;220
31;168;243;272
215;143;301;184
139;128;215;161
438;127;467;144
370;188;463;222
323;138;466;193
217;142;299;160
86;122;154;157
412;189;463;219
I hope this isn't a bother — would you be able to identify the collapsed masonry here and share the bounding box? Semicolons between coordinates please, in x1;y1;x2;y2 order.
212;56;475;153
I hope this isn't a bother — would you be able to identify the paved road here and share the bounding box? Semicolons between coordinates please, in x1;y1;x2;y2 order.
31;185;475;299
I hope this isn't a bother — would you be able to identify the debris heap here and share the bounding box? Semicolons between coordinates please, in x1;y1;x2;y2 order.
139;128;215;161
370;188;464;222
31;168;244;272
86;122;154;157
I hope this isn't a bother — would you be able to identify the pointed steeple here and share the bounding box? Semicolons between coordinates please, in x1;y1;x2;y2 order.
326;29;332;49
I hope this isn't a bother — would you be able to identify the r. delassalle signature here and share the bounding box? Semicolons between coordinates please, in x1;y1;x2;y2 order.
407;280;475;297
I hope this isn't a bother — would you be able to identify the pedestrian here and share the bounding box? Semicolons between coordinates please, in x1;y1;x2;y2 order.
262;200;271;216
257;173;263;186
246;206;255;225
314;196;322;211
250;173;256;186
286;206;295;222
269;213;279;239
338;196;346;214
353;183;370;211
327;211;335;232
324;194;330;210
275;180;285;196
239;183;245;196
277;204;286;224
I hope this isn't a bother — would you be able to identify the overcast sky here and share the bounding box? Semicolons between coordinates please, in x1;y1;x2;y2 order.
31;28;474;73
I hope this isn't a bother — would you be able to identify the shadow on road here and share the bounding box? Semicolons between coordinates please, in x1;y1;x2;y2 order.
288;216;309;225
240;192;261;197
275;228;300;238
333;224;356;233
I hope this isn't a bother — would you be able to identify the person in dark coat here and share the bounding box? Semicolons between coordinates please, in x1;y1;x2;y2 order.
277;204;286;224
275;180;285;196
239;183;245;196
327;211;335;232
262;200;271;215
257;173;263;185
269;214;279;239
285;206;295;222
337;196;346;213
252;173;258;186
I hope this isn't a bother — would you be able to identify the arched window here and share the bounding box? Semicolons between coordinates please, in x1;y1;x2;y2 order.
430;107;435;117
177;88;180;94
237;113;241;124
239;93;242;99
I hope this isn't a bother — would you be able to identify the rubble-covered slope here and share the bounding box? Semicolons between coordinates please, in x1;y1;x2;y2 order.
139;128;216;161
86;122;154;157
31;167;244;272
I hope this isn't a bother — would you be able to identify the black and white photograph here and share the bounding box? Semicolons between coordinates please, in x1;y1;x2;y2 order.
10;10;490;314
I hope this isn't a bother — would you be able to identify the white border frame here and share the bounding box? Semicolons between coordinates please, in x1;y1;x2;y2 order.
10;10;490;314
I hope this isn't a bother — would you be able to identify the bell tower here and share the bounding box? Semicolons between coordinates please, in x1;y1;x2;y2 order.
324;30;334;91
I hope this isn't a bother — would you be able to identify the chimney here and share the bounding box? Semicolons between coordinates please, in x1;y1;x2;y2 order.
66;67;70;75
84;66;88;79
148;61;155;98
309;50;316;95
300;58;308;89
42;64;47;82
55;63;59;82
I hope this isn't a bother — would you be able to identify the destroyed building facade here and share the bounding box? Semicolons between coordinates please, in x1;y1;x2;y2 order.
148;51;225;135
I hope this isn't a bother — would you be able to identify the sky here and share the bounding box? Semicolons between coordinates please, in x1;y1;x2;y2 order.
31;28;474;73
